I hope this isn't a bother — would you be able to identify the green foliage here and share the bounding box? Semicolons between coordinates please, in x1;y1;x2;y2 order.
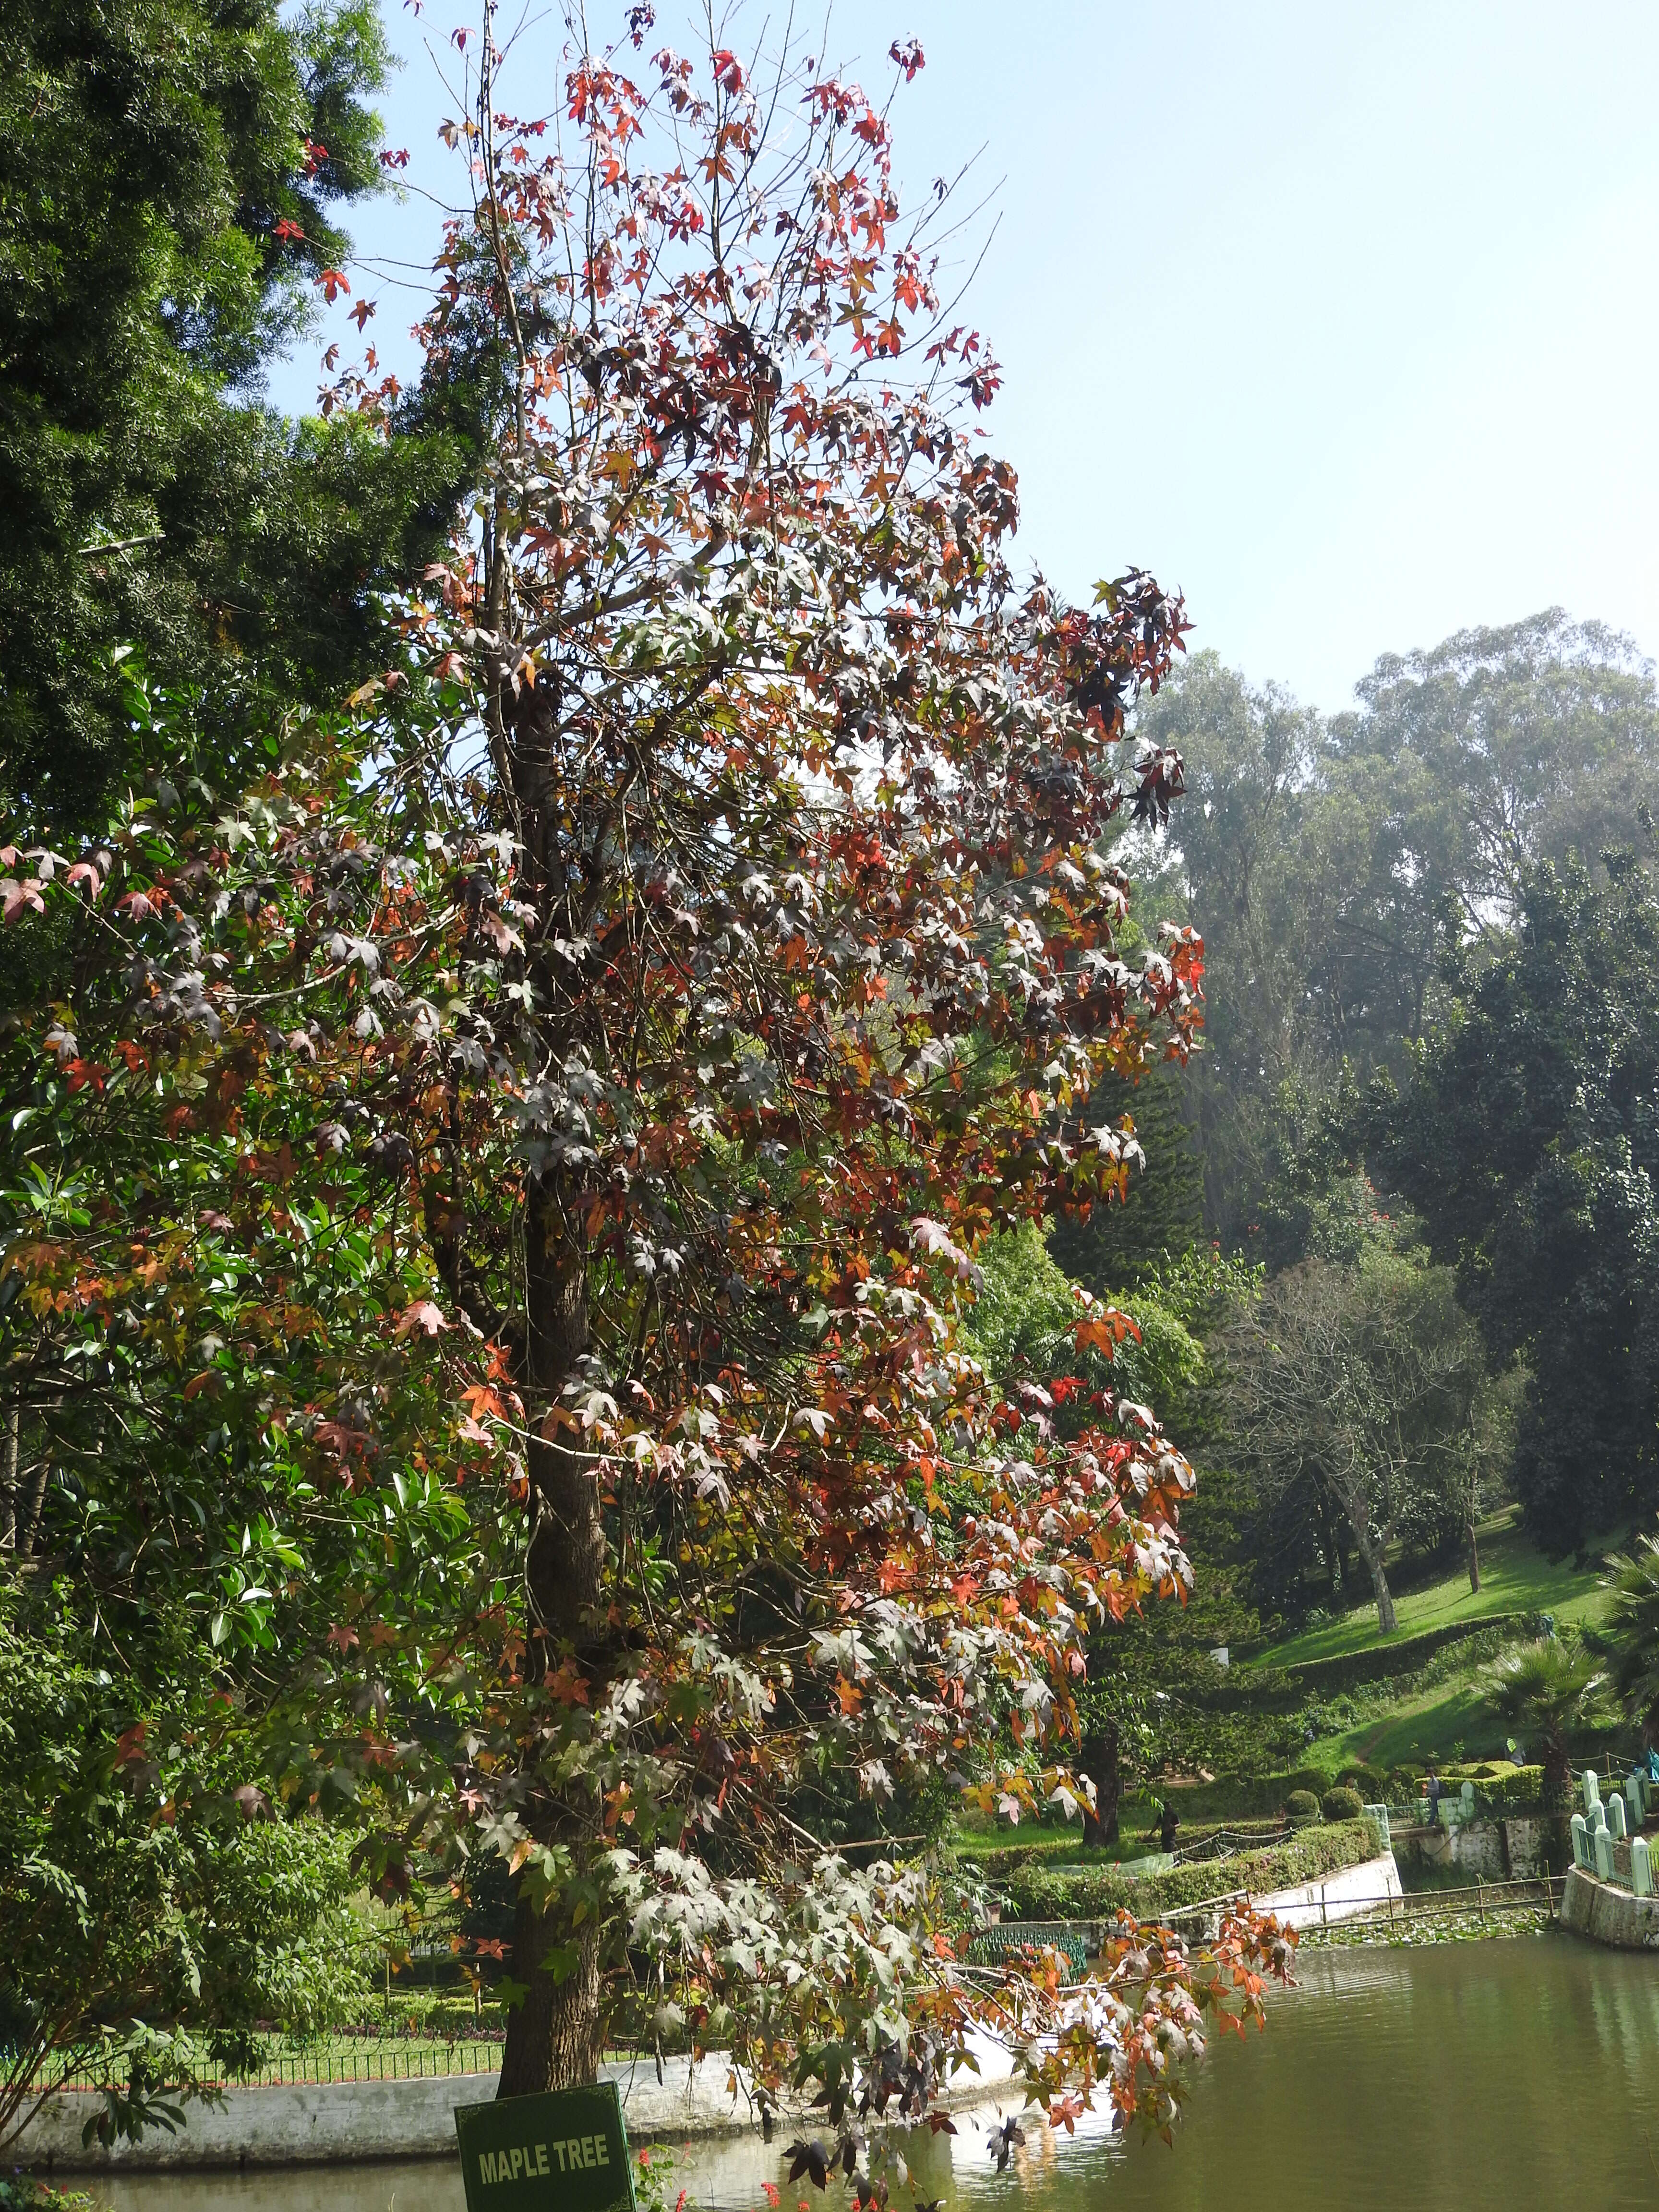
1225;1240;1503;1628
1336;1764;1387;1800
999;1819;1381;1921
1136;619;1659;1261
963;1227;1256;1444
1049;1060;1203;1290
1378;853;1659;1551
1320;1787;1363;1821
0;1582;373;2149
0;0;469;822
0;2181;101;2212
1482;1640;1608;1806
631;2144;695;2212
1285;1791;1320;1820
958;1223;1088;1400
1473;1765;1546;1812
1603;1525;1659;1739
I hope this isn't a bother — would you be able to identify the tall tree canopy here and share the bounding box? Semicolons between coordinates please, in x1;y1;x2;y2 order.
1376;853;1659;1556
0;0;469;824
1134;614;1659;1259
0;7;1287;2150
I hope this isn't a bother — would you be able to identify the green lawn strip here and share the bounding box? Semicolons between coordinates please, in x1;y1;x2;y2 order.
952;1793;1168;1869
1242;1513;1612;1672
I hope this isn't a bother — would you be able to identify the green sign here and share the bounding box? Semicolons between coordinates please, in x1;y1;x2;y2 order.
455;2080;637;2212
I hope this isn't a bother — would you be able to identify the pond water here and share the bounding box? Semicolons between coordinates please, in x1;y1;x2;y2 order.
94;1935;1659;2212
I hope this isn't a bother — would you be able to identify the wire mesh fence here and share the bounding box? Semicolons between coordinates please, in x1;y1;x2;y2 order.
44;2030;508;2095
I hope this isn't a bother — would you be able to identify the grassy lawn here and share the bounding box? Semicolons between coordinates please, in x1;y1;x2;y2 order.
1246;1507;1612;1670
1300;1678;1515;1776
953;1791;1169;1865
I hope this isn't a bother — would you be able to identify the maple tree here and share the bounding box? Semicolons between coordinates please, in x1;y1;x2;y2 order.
0;3;1290;2149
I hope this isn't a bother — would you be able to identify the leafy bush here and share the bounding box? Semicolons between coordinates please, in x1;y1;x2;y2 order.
1338;1765;1387;1800
1286;1790;1321;1821
1282;1767;1332;1799
0;2182;101;2212
1475;1765;1547;1812
998;1819;1381;1921
0;1595;374;2150
1322;1787;1364;1821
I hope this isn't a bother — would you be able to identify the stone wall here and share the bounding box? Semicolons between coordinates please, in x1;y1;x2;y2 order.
1166;1848;1404;1938
1393;1815;1564;1882
1560;1864;1659;1949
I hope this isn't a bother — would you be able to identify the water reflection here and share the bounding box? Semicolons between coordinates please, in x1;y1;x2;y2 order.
94;1937;1659;2212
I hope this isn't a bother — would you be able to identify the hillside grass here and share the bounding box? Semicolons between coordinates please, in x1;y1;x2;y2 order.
952;1792;1169;1867
1246;1508;1611;1671
1300;1678;1514;1775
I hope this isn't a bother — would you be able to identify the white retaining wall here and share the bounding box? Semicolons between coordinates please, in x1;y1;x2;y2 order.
1253;1848;1404;1929
19;2032;1020;2174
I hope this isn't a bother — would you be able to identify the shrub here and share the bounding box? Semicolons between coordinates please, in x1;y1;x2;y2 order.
1322;1787;1364;1821
1338;1765;1386;1800
1476;1765;1547;1813
1283;1767;1330;1799
1285;1791;1321;1820
997;1819;1381;1921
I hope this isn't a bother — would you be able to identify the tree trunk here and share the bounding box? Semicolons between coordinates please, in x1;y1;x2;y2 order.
1079;1719;1121;1850
19;1442;48;1557
1541;1729;1568;1812
1349;1517;1397;1635
1317;1491;1343;1607
498;1899;606;2096
497;1182;609;2097
0;1407;16;1549
1467;1523;1481;1594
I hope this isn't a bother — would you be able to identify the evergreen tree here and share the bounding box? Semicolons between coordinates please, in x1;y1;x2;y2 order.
0;0;472;822
1050;1060;1204;1290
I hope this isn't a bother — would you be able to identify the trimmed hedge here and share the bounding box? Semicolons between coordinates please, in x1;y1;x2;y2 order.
1278;1612;1544;1695
1475;1765;1547;1813
998;1818;1382;1922
963;1816;1294;1883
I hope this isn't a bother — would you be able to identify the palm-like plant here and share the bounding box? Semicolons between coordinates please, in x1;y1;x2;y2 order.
1484;1640;1607;1808
1604;1530;1659;1745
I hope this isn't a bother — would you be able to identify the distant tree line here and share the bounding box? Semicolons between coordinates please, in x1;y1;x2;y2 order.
1074;614;1659;1620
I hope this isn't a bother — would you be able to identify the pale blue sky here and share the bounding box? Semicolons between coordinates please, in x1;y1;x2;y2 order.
275;0;1659;709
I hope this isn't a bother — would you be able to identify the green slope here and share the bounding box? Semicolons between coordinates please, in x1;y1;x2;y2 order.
1247;1509;1611;1671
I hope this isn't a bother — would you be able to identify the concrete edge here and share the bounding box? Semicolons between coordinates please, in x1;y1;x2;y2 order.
1560;1863;1659;1949
17;2032;1021;2174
